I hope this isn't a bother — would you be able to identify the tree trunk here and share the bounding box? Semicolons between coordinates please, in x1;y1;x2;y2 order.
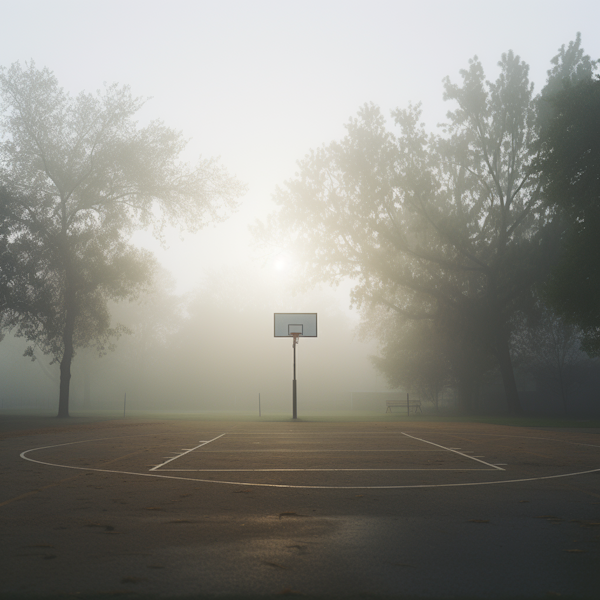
57;286;76;418
556;368;569;416
457;376;475;414
84;371;91;406
487;280;522;415
495;330;522;415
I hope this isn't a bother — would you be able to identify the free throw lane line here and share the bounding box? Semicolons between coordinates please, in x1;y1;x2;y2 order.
401;432;505;471
150;434;225;471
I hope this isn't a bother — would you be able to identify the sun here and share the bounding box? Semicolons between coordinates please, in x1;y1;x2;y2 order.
275;257;286;271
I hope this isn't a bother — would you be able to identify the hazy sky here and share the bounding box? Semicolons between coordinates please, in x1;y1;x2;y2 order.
2;0;599;302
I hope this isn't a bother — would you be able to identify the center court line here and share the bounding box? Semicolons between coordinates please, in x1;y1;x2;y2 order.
401;432;505;471
155;468;494;472
150;433;225;471
191;449;439;453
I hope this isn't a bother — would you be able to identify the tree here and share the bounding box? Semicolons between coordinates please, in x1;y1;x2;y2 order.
0;186;14;343
513;306;588;414
258;43;593;414
0;62;245;417
537;39;600;353
363;312;452;412
89;266;185;407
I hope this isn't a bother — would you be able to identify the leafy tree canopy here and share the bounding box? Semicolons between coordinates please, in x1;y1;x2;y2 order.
0;62;246;416
539;70;600;353
257;38;594;414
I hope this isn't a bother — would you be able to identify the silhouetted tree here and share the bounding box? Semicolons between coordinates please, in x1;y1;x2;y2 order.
0;62;245;417
0;186;13;343
365;313;452;412
511;303;590;414
258;39;594;414
537;39;600;353
93;267;184;405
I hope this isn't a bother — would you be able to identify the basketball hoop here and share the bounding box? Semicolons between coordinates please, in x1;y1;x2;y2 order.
274;313;318;420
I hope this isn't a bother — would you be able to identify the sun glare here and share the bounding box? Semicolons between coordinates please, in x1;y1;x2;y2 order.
275;257;286;271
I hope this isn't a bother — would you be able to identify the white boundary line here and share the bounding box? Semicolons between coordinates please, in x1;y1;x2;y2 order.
149;434;225;471
401;432;505;471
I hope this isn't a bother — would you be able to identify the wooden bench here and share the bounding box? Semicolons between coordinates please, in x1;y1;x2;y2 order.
385;399;422;414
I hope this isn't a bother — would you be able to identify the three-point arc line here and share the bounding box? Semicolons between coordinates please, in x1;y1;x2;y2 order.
17;430;600;489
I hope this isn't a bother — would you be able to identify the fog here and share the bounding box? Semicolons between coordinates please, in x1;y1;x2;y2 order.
1;2;600;418
0;263;388;416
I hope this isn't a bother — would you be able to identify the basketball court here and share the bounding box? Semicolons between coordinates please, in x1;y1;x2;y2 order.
2;417;600;598
18;420;600;489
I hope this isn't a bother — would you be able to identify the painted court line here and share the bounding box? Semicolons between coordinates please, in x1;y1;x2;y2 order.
17;432;600;489
19;442;600;489
224;432;421;435
153;432;498;472
191;449;440;453
150;434;225;471
156;468;493;472
401;432;506;471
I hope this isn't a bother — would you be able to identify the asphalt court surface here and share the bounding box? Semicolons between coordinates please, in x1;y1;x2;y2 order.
2;417;600;599
19;421;600;488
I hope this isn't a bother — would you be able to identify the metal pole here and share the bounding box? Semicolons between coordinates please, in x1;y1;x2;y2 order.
124;392;127;418
292;337;297;419
259;393;261;417
407;392;410;417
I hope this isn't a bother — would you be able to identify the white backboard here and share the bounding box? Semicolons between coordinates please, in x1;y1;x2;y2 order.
274;313;318;337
